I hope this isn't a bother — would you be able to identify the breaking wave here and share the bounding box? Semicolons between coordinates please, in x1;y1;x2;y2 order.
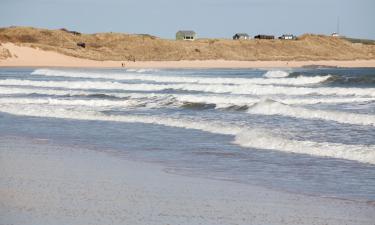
0;103;373;164
248;99;375;126
125;68;159;73
2;78;375;97
0;97;151;108
325;74;375;86
0;86;90;96
32;69;331;86
0;87;374;110
263;70;290;78
288;72;375;86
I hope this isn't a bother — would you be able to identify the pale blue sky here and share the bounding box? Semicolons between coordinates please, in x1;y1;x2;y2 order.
0;0;374;39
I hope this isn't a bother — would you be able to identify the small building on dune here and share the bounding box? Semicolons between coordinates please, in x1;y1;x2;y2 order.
254;34;275;40
278;34;297;40
233;33;250;40
176;30;197;41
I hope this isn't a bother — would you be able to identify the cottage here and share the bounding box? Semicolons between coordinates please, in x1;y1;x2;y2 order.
331;32;340;37
254;34;274;40
176;30;196;41
233;33;250;40
278;34;296;40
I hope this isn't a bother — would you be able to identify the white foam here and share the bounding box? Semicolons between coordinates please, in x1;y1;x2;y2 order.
0;86;90;96
125;68;159;73
0;97;149;108
0;79;170;91
248;99;375;126
278;97;375;105
2;78;375;97
1;86;374;111
0;103;374;164
234;131;375;165
172;95;375;108
231;84;375;97
32;69;331;86
0;86;142;99
263;70;290;78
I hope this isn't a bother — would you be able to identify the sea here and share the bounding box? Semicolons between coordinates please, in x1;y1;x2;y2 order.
0;67;374;202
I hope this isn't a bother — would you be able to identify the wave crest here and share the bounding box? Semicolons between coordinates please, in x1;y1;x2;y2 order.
32;69;330;86
263;70;290;78
248;99;375;126
3;78;375;97
0;103;374;164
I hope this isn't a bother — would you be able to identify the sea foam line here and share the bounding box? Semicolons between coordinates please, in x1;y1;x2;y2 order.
247;99;375;126
0;97;149;108
0;87;374;108
263;70;290;78
2;96;374;126
32;69;330;86
0;86;89;96
0;103;374;164
1;79;375;97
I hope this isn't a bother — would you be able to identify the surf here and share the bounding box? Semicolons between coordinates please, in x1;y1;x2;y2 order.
0;103;373;165
2;78;375;97
32;69;332;86
247;99;375;126
0;87;374;110
263;70;290;78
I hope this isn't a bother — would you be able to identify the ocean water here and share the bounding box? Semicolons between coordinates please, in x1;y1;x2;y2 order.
0;67;374;201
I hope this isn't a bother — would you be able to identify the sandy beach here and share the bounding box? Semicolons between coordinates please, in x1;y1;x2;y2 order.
1;135;374;225
2;0;375;224
1;43;375;68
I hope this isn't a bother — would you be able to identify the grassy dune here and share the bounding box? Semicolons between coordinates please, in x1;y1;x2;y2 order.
1;26;375;61
0;43;12;60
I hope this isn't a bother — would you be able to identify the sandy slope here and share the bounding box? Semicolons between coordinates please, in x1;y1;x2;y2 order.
1;43;375;68
1;27;375;62
1;136;374;225
0;43;118;67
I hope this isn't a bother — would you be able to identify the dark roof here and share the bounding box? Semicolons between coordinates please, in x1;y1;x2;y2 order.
254;34;275;39
177;30;196;36
234;33;249;37
280;34;295;37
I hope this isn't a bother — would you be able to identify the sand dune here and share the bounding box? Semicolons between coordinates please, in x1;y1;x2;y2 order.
1;43;375;68
0;43;117;67
1;26;375;68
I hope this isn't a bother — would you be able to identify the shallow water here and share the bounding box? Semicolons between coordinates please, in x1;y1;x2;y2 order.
0;67;374;201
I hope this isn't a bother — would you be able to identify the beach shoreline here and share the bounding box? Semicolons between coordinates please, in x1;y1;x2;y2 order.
1;135;374;225
1;43;375;69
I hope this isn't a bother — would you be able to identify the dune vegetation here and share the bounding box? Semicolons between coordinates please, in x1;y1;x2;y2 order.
0;43;12;60
0;26;374;61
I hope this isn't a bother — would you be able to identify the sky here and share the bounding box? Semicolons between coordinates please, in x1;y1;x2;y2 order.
0;0;374;39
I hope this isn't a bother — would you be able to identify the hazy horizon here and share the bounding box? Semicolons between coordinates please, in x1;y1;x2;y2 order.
0;0;374;39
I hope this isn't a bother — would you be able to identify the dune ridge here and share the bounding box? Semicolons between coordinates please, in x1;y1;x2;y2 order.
1;26;375;61
1;26;375;68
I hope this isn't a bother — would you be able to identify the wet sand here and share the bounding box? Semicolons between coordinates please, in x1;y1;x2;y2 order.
1;135;374;225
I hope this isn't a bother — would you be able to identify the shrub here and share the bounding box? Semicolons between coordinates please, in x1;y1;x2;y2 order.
18;35;38;43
